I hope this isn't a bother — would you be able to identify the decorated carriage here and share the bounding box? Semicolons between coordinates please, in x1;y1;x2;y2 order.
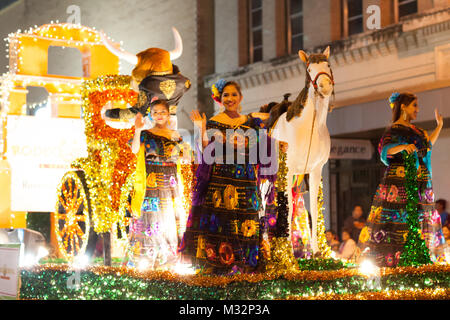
54;75;138;262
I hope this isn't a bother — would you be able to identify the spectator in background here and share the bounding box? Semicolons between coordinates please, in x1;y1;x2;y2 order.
325;229;340;252
336;229;356;260
442;225;450;246
436;199;448;227
343;205;366;241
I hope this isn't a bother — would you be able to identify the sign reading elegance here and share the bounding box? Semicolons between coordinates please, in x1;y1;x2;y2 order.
6;115;87;212
0;244;20;300
330;139;374;160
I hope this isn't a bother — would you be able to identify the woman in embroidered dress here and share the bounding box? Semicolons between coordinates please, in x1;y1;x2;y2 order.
179;79;277;274
126;99;185;269
358;92;447;267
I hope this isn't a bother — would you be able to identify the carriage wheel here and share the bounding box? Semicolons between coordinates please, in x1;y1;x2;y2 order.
54;171;92;262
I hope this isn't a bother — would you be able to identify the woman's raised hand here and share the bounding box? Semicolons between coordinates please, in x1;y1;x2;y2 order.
135;112;145;130
170;130;181;141
435;108;443;128
403;144;418;154
190;110;206;130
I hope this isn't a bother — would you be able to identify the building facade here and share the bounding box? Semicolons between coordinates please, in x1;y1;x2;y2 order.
0;0;215;129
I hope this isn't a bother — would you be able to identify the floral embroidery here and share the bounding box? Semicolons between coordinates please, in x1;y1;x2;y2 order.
146;172;157;188
169;176;177;187
209;214;220;233
359;226;370;243
241;220;258;237
386;185;399;202
246;164;255;180
205;244;216;261
144;222;160;237
199;214;209;230
394;251;401;264
249;192;259;210
376;185;387;200
385;253;394;267
218;242;234;265
368;206;382;223
224;185;238;210
424;189;434;203
212;190;222;208
196;235;206;258
235;165;245;179
268;215;277;227
373;230;386;243
395;166;405;178
391;211;401;222
247;246;259;267
230;220;239;234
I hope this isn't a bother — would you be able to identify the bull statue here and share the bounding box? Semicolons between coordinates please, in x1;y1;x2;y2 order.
100;27;191;128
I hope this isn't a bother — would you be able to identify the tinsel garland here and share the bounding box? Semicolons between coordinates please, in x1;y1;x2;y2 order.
74;75;137;235
18;264;450;300
274;148;288;192
265;238;299;276
316;180;332;258
117;172;135;239
285;288;450;300
274;148;289;237
265;148;298;274
297;258;350;271
274;192;289;238
179;163;194;217
399;153;432;266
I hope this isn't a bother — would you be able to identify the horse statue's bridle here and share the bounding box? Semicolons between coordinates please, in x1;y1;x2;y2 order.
306;61;335;92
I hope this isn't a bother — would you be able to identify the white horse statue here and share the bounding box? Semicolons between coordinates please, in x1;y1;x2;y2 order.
268;46;334;255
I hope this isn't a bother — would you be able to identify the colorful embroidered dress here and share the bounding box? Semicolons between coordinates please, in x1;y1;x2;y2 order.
179;115;277;274
358;124;447;266
126;131;184;268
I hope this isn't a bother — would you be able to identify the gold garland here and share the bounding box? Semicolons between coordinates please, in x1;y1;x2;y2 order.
275;146;288;192
24;264;450;288
265;238;299;276
285;288;450;300
317;179;332;258
265;147;299;275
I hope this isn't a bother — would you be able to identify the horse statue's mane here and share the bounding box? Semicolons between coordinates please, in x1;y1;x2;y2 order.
263;53;330;128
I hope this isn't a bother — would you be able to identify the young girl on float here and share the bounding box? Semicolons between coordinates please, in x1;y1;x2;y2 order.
126;99;187;269
358;92;448;267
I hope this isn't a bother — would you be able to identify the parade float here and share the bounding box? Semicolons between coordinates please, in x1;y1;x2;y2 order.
1;23;449;300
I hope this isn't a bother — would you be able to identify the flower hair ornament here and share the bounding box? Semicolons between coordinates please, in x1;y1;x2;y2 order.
211;78;227;103
389;92;400;109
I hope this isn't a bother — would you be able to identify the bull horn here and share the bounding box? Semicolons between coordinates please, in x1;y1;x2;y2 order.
169;27;183;60
99;30;138;65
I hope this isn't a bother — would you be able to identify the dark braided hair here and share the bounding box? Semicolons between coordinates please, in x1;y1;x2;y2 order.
390;92;417;122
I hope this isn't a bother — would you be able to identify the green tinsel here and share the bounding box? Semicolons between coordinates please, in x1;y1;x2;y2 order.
18;267;450;300
297;258;352;271
399;153;432;267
